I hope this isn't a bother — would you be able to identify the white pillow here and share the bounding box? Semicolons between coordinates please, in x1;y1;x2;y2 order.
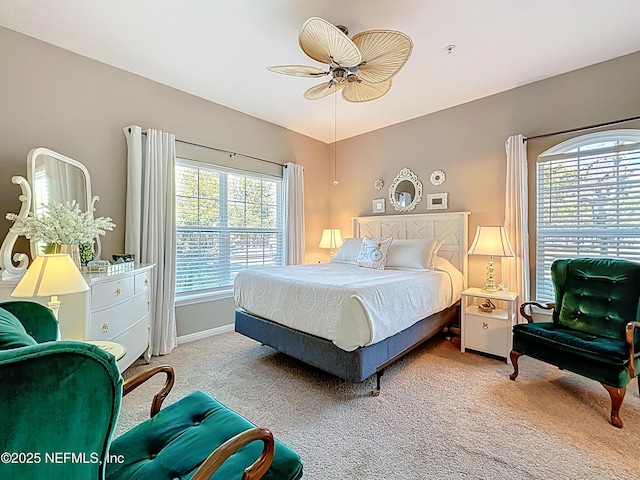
330;238;363;264
357;236;393;270
385;239;443;270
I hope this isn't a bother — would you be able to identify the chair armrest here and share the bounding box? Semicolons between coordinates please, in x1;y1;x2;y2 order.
519;301;555;323
123;365;175;418
625;321;640;377
191;427;275;480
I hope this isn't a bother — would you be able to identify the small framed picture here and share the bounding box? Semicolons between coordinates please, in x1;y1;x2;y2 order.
372;198;386;214
426;193;448;210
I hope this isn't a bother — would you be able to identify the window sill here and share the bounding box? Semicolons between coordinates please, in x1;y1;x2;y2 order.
175;289;234;307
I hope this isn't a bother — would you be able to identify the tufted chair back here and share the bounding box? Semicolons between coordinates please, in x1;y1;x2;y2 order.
551;258;640;342
0;302;122;479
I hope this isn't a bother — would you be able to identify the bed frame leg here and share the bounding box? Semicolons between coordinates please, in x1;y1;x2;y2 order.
372;370;384;396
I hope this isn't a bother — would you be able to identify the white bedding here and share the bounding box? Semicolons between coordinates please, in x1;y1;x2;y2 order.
233;259;464;352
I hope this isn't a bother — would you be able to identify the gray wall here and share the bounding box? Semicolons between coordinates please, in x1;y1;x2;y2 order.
0;26;330;336
329;51;640;291
1;25;639;335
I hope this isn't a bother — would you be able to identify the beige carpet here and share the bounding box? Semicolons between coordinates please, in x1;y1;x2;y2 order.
118;332;640;479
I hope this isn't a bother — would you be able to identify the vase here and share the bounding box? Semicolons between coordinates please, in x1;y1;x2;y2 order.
55;244;82;270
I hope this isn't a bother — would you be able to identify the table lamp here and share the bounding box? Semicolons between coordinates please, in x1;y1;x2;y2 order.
468;226;514;292
12;254;89;336
319;228;343;259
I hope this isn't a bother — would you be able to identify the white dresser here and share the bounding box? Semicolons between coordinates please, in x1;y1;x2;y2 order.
0;263;155;372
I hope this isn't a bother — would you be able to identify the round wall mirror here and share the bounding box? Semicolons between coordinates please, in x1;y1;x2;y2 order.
388;168;423;212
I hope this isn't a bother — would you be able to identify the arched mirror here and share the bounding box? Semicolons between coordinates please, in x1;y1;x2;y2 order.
388;168;423;212
27;147;101;258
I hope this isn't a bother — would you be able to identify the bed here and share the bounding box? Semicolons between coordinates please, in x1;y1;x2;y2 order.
234;212;469;393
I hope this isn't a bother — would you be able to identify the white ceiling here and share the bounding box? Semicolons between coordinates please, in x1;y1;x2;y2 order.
2;1;640;143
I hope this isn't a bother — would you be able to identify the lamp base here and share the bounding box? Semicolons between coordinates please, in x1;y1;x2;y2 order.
482;255;498;293
48;295;62;340
481;285;499;293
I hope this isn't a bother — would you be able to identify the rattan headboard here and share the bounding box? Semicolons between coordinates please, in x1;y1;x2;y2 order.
352;212;470;287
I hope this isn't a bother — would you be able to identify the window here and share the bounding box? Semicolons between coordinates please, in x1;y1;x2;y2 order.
536;129;640;300
175;159;284;297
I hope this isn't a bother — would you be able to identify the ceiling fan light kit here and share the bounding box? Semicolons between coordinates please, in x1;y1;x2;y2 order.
268;17;413;102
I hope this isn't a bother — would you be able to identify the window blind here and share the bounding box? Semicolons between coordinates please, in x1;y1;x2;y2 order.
175;159;284;295
536;136;640;301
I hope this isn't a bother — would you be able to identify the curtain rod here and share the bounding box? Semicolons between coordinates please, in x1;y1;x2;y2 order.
523;114;640;142
135;129;285;167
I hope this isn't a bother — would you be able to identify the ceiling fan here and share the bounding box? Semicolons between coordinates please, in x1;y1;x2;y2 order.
267;17;413;102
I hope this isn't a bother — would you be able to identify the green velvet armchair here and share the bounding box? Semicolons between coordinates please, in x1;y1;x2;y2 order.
510;258;640;428
0;300;303;479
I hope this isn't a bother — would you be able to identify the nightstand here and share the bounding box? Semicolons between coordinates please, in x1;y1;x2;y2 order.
460;287;519;363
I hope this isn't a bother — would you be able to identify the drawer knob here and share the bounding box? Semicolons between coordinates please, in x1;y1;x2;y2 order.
482;322;489;329
147;324;151;332
101;322;109;333
115;286;122;297
144;278;149;286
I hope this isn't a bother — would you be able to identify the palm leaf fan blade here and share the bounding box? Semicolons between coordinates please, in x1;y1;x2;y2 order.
304;81;344;100
342;79;391;103
299;17;361;67
267;65;328;77
351;30;413;83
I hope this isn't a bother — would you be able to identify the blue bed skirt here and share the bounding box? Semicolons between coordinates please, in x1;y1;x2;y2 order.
235;302;459;383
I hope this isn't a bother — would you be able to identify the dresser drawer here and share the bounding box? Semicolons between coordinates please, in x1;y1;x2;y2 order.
465;309;509;358
135;272;151;295
90;293;149;340
114;317;150;372
91;276;135;310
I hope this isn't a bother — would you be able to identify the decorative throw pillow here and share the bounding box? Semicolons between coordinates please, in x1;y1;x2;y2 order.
0;307;37;350
357;236;393;270
386;239;444;270
331;238;364;264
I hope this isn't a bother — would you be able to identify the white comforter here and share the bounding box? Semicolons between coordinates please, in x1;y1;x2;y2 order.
233;261;463;352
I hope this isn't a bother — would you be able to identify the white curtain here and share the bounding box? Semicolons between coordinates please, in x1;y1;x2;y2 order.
123;125;177;355
283;163;305;265
502;134;530;316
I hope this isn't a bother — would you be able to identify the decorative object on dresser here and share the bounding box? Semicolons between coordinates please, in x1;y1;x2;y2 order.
460;287;518;363
467;225;514;292
11;254;89;334
388;168;423;212
318;229;343;259
6;200;114;269
426;192;448;210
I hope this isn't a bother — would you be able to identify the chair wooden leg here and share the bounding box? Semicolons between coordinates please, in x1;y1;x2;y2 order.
602;384;626;428
509;350;522;380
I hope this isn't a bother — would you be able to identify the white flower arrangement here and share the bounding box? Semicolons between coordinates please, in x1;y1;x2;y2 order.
6;200;115;245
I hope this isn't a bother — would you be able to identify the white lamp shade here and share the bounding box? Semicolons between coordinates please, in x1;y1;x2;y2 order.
318;229;344;249
12;254;89;298
468;226;515;257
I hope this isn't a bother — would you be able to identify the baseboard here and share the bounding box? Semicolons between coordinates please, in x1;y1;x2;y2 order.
177;324;234;344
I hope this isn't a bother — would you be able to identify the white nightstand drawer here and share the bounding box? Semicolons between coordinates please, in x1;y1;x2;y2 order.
465;310;509;358
91;276;135;310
